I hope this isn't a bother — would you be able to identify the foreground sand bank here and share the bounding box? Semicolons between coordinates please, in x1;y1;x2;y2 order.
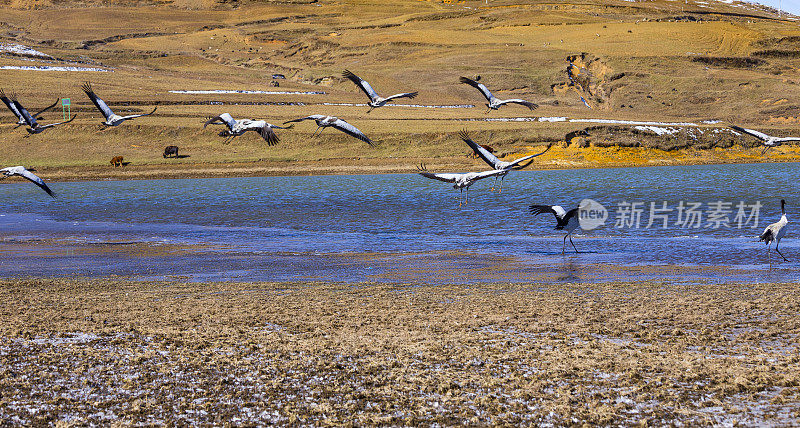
2;278;799;425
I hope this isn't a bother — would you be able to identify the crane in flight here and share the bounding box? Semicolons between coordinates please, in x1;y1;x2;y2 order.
460;130;551;192
460;76;538;113
730;125;800;155
204;113;291;145
284;115;374;146
416;163;506;207
11;96;75;134
0;166;55;198
0;89;58;128
82;82;156;126
342;69;418;113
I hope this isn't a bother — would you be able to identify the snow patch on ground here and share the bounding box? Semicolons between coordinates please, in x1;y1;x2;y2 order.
634;126;682;135
170;90;325;95
572;118;699;126
462;117;700;127
0;43;53;59
322;102;474;109
0;65;111;72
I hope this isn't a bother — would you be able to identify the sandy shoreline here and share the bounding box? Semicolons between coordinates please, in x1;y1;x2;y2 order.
1;237;789;284
2;277;799;425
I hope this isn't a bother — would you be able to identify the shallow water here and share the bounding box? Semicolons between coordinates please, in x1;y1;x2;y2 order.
0;163;797;283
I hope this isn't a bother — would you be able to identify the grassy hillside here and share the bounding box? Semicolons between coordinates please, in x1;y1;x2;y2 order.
0;0;798;179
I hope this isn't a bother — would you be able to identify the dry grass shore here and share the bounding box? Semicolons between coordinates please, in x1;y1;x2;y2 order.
2;278;800;425
6;141;800;182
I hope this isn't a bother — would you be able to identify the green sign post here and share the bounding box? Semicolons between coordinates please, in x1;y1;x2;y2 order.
62;98;70;120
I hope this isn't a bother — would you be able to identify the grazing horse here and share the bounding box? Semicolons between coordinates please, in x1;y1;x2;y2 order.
110;156;124;167
163;145;179;158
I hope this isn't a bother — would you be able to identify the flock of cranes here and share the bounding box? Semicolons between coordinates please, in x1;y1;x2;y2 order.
0;71;795;266
1;90;74;134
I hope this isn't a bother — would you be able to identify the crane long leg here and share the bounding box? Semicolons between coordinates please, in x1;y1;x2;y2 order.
761;145;771;156
562;234;567;255
569;234;580;253
499;175;506;193
768;244;772;268
311;126;323;138
776;240;789;262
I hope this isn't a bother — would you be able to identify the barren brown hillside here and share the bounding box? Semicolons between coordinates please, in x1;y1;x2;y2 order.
0;0;798;179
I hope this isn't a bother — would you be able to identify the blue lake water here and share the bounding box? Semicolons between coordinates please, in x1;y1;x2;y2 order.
0;162;797;283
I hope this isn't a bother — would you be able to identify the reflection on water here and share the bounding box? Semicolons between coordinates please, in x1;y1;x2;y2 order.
556;260;582;282
0;162;797;283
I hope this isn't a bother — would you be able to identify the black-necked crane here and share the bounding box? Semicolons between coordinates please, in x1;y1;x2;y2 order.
11;96;75;134
460;130;551;192
0;89;58;129
284;114;374;146
416;163;506;207
459;76;538;113
342;69;418;113
0;166;55;198
529;203;582;254
82;82;156;126
204;113;291;145
760;199;789;266
730;125;800;155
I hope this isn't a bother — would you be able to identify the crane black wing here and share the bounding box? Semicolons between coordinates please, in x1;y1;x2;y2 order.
82;82;116;120
342;69;379;101
19;168;55;198
11;98;37;127
460;76;495;102
331;118;374;146
460;130;501;169
33;98;60;118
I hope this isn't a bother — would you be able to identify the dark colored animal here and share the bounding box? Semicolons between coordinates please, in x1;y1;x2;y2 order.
163;145;179;158
110;156;124;167
467;144;495;159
